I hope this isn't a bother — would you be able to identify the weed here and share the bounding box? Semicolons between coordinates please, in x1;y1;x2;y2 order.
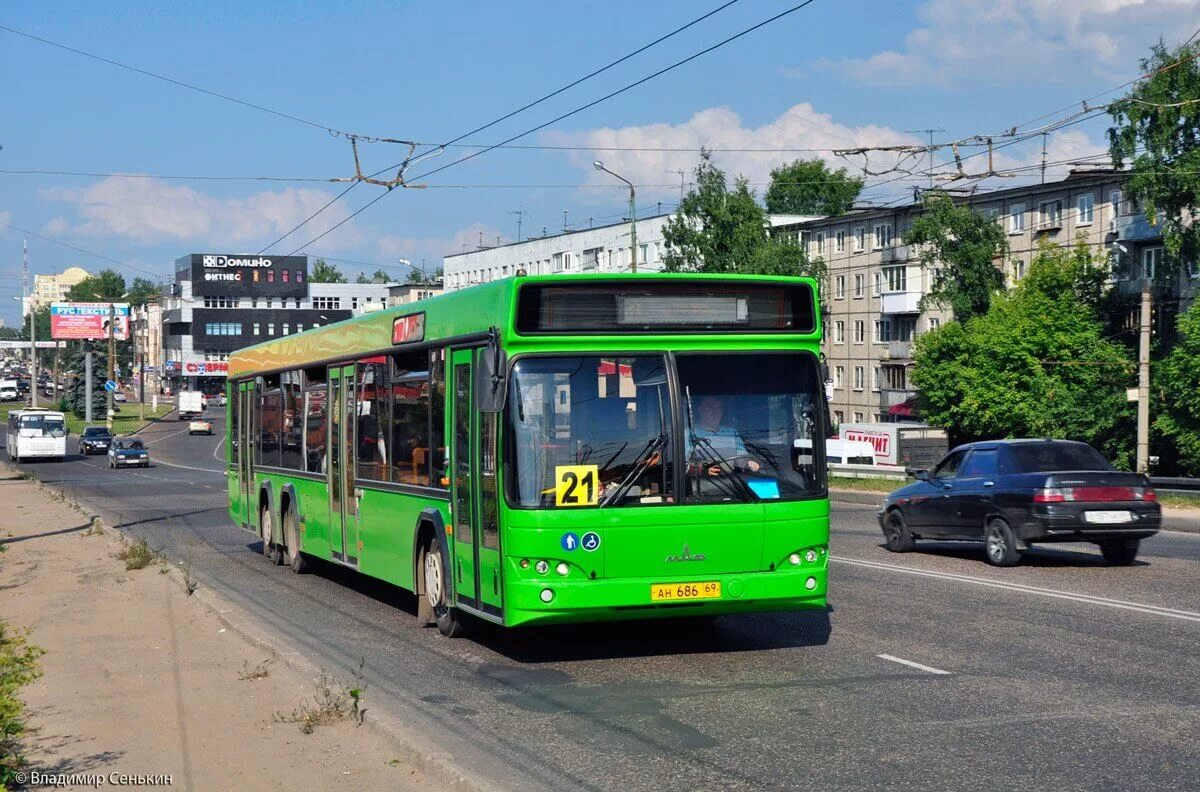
85;517;104;537
181;539;198;595
275;660;367;734
238;659;273;681
16;472;35;482
114;538;161;571
0;620;45;787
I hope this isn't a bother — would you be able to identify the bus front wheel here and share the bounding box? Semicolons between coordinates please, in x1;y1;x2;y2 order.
424;538;468;638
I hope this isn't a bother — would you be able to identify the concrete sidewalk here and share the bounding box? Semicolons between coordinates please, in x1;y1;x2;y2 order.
830;488;1200;534
0;471;437;792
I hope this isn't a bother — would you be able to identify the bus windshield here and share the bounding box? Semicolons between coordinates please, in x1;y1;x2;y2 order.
506;352;826;508
20;414;66;437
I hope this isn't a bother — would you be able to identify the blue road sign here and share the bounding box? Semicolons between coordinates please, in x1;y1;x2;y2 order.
103;380;117;392
560;532;579;552
581;532;601;552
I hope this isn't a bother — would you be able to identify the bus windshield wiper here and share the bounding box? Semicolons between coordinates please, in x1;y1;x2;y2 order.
601;433;666;507
690;435;756;502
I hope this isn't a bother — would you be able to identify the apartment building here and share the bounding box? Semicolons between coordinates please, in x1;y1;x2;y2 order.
28;266;90;314
774;168;1176;427
442;213;673;289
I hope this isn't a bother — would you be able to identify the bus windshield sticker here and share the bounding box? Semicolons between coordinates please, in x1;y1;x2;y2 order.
554;464;599;507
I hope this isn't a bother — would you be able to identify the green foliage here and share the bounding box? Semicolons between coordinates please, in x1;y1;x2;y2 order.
406;267;442;285
126;276;160;305
764;158;863;216
65;269;126;302
1154;298;1200;474
355;269;392;284
912;245;1136;467
663;151;823;280
1108;40;1200;282
0;620;44;786
309;258;346;283
65;344;109;421
905;193;1008;321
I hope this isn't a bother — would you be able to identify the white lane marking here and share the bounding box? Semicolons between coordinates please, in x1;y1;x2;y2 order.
143;426;190;445
876;654;951;675
211;438;225;462
833;556;1200;624
147;458;224;475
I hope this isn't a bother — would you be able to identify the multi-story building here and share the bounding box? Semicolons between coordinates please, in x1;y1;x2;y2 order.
387;282;444;306
161;254;391;392
442;213;673;289
773;168;1182;427
131;300;164;396
28;266;90;314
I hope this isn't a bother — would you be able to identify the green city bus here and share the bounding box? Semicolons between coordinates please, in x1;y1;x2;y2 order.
226;273;829;636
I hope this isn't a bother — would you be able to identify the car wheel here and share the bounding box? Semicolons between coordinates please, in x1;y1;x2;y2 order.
424;537;469;638
984;518;1022;567
1100;539;1139;566
260;504;283;565
882;509;916;552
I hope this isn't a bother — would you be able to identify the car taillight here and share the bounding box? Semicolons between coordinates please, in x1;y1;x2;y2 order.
1135;487;1156;502
1033;487;1067;503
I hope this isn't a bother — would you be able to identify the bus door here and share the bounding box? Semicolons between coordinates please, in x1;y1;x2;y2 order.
449;348;503;618
327;365;360;565
237;381;255;530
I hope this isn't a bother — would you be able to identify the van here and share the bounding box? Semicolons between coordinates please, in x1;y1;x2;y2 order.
793;438;876;466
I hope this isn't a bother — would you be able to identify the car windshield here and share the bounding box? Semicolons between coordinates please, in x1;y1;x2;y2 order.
116;439;145;450
676;353;825;503
507;356;672;508
84;428;111;438
1011;442;1111;472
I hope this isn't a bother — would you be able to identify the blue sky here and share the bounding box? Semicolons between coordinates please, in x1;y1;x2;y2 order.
2;0;1197;324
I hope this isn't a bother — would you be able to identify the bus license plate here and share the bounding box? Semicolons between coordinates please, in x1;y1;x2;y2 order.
650;581;721;602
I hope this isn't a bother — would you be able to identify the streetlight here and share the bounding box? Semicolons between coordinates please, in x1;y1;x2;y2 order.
594;161;638;273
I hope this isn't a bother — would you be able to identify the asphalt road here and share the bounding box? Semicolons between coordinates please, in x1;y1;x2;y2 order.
6;412;1200;791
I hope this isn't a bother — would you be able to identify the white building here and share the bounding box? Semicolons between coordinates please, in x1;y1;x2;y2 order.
443;214;673;290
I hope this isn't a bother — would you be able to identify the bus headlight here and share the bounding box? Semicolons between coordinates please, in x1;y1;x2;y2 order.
540;588;555;603
555;562;569;576
788;553;801;566
535;560;549;575
805;550;818;563
805;577;817;590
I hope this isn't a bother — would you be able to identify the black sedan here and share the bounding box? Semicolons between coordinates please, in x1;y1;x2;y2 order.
878;439;1160;567
78;426;114;455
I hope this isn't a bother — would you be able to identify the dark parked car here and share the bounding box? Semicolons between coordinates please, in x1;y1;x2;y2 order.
107;437;150;469
78;426;113;455
878;439;1160;567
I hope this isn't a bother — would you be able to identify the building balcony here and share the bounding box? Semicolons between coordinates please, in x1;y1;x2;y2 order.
1115;213;1161;242
879;244;909;263
881;340;912;361
880;290;922;314
879;387;919;408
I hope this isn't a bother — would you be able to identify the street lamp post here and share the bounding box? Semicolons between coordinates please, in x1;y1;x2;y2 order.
594;161;638;273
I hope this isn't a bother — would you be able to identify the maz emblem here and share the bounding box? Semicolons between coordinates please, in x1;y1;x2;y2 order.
665;543;706;563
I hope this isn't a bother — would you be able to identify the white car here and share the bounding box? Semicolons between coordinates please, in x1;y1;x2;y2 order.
189;419;213;436
113;391;128;403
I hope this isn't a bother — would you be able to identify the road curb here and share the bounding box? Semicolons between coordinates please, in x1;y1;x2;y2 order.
2;458;500;792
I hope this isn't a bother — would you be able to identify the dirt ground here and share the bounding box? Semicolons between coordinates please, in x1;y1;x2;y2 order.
0;472;441;791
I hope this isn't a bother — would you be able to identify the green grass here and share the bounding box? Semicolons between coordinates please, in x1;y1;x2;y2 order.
0;620;44;786
829;475;910;493
1;403;173;436
1159;492;1200;510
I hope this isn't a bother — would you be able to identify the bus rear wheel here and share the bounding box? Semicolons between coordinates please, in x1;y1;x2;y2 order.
283;505;307;574
424;537;468;638
260;505;283;565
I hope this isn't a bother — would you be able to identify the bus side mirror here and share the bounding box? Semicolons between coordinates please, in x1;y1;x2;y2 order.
474;330;508;413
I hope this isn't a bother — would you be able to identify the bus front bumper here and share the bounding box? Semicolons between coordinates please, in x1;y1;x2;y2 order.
501;566;828;627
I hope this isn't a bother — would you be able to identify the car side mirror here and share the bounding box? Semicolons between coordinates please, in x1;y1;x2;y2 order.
908;468;929;481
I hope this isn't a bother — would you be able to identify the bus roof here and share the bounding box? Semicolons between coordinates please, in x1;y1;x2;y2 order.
227;272;820;379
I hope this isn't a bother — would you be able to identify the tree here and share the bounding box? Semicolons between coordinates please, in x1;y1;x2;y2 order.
65;269;126;302
1108;40;1200;283
1155;298;1200;474
64;343;109;421
912;244;1136;467
127;277;160;305
905;192;1008;321
355;269;392;284
663;151;823;279
309;258;346;283
764;158;863;216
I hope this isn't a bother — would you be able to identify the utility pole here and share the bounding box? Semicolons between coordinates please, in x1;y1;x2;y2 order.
563;209;568;234
508;209;526;242
595;161;637;273
666;169;687;203
85;343;93;423
106;301;115;432
904;128;945;191
1040;133;1048;185
137;307;145;423
1137;280;1151;473
24;240;39;408
53;342;60;407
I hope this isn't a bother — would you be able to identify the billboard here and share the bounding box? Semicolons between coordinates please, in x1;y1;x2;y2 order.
178;253;308;298
50;302;130;341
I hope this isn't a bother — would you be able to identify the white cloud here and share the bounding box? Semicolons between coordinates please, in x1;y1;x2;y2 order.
39;177;363;250
544;103;921;202
825;0;1200;88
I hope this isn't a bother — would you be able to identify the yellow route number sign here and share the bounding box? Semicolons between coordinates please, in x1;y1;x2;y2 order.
555;465;600;507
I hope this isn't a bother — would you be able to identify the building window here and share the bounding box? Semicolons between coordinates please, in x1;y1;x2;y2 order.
813;231;825;257
203;322;242;336
834;275;845;299
929;317;941;331
853;320;864;344
202;296;237;308
267;269;275;283
1011;259;1026;283
253;323;260;336
1037;199;1063;228
853;366;864;391
313;297;341;311
834;320;845;343
267;323;275;336
874;319;891;343
873;223;893;249
881;265;906;293
282;269;290;283
351;297;359;310
853;226;865;252
282;323;290;335
872;366;881;391
853;274;864;298
1142;247;1163;280
251;298;258;308
834;410;844;425
984;207;1000;223
853;411;864;424
835;230;846;252
834;366;844;389
296;270;304;284
1009;203;1025;233
1077;193;1094;225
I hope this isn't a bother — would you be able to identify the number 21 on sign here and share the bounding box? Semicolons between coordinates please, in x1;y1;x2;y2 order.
555;465;599;507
